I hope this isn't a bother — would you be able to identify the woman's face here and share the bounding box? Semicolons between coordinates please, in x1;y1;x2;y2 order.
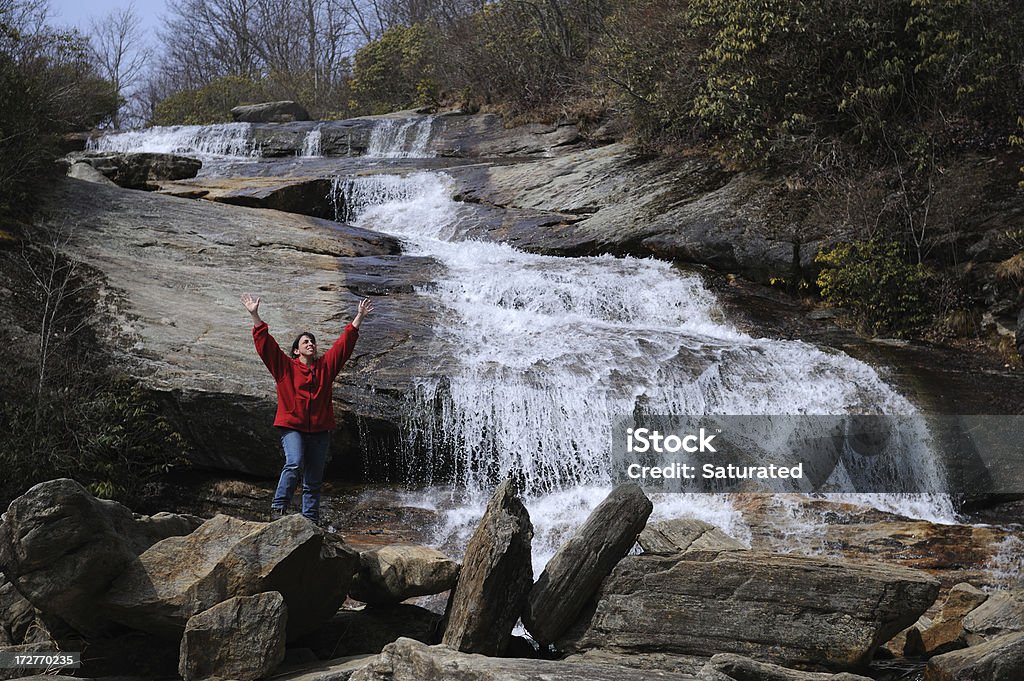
295;334;317;359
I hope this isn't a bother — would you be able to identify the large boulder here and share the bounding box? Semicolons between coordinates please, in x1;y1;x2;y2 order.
442;479;533;656
103;514;358;640
639;518;746;554
924;631;1024;681
349;545;460;605
558;549;939;671
0;576;34;646
0;479;199;634
905;583;989;656
523;483;652;645
179;591;287;681
231;101;310;123
961;589;1024;643
66;151;201;188
350;637;698;681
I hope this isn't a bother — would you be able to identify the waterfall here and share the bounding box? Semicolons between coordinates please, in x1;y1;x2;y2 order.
331;171;956;563
86;123;260;159
300;127;322;157
365;117;435;158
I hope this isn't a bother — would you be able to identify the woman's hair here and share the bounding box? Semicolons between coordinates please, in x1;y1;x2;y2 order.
290;331;316;356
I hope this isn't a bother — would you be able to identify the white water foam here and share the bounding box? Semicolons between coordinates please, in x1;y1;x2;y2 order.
333;169;957;565
87;123;260;159
365;117;435;158
300;127;322;157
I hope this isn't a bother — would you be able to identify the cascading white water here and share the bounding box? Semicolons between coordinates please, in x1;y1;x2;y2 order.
365;117;435;158
332;170;956;566
300;127;322;157
87;123;260;159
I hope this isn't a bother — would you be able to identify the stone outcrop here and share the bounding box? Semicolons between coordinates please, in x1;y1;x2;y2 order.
523;483;652;645
350;637;699;681
179;591;287;681
961;589;1024;643
638;518;746;554
158;176;336;219
65;151;201;188
349;545;460;605
699;653;873;681
442;479;533;656
924;631;1024;681
44;177;437;477
67;161;117;186
0;479;198;634
905;583;989;656
558;549;939;670
103;514;358;640
232;101;311;123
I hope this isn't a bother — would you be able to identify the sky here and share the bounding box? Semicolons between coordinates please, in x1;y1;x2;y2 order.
47;0;163;44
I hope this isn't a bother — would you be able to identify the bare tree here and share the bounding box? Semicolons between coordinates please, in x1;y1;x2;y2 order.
88;3;150;128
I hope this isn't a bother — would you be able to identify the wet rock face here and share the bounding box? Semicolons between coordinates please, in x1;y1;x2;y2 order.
442;479;534;656
558;549;940;670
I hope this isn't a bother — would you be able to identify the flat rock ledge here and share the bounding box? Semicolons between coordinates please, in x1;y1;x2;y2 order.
558;549;940;671
350;637;699;681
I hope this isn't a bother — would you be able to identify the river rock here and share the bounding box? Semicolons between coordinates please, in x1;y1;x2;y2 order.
179;591;287;681
961;589;1024;643
294;604;440;659
523;483;652;645
0;479;197;634
65;151;201;188
349;545;460;605
103;514;358;640
700;653;873;681
350;637;698;681
442;479;533;655
905;583;989;656
639;518;746;553
558;549;939;670
924;631;1024;681
232;101;310;123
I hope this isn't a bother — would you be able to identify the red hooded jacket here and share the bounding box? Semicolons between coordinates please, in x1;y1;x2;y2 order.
252;321;359;432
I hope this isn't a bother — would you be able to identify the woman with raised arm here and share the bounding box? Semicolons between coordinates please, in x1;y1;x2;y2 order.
240;292;374;524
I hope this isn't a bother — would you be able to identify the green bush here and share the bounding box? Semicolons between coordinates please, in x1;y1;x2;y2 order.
815;240;932;336
349;24;439;115
152;75;268;125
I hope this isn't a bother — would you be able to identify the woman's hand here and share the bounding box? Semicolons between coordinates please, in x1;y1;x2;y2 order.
353;297;374;329
241;293;263;326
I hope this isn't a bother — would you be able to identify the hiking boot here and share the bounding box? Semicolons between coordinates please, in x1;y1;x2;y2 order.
269;507;286;521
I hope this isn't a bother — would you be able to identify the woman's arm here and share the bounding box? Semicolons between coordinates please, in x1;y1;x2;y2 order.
352;297;374;329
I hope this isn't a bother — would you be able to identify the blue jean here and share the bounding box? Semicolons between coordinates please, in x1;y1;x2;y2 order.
272;429;330;521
